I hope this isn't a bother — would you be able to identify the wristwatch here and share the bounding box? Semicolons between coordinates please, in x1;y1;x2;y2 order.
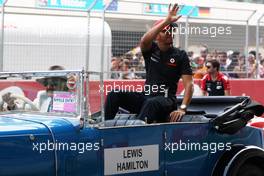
179;104;187;111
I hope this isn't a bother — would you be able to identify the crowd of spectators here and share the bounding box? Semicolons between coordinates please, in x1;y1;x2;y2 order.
189;46;264;79
110;45;264;79
110;48;146;79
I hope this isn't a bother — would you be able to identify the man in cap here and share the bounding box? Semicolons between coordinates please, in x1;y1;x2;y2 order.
34;65;68;111
105;3;193;123
0;65;68;111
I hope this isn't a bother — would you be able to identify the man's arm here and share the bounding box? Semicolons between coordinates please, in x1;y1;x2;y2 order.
140;20;169;52
224;90;230;96
181;75;194;106
200;75;207;96
170;75;193;122
222;75;230;96
140;4;181;52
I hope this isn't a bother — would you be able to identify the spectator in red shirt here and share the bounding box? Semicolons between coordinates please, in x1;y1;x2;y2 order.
201;60;230;96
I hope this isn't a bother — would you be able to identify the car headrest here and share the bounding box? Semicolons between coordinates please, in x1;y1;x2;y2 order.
99;119;146;127
114;114;137;120
180;115;210;122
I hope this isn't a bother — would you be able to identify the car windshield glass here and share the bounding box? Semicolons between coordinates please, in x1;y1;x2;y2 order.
0;71;81;116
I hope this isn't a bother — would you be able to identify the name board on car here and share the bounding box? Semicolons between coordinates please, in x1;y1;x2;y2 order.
104;145;159;175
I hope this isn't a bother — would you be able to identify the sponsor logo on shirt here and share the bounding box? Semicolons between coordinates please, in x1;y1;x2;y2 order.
167;58;177;67
216;86;223;90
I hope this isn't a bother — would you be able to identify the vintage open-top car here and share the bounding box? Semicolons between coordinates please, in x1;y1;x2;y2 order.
0;70;264;176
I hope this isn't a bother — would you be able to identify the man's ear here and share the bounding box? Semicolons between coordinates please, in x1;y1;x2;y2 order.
156;33;161;41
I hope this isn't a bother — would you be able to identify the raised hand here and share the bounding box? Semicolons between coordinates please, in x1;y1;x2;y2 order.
165;3;182;24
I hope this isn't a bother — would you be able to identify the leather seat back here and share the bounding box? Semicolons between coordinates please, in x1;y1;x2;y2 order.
99;119;146;127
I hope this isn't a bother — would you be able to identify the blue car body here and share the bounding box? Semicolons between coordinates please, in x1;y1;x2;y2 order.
0;71;264;176
0;114;263;176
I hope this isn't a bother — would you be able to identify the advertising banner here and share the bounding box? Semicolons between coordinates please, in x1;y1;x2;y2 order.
143;3;210;17
36;0;118;11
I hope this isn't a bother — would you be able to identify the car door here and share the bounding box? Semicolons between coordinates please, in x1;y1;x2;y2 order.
100;124;165;176
164;123;211;176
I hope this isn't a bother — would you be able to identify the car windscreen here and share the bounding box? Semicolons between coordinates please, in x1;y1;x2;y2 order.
0;71;81;116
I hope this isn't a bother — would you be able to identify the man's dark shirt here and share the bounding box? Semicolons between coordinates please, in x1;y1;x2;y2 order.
142;42;192;96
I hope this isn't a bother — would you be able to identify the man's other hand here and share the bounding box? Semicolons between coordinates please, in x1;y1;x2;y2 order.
2;93;17;110
170;109;186;122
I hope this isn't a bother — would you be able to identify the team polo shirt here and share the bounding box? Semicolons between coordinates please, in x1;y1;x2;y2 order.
142;42;192;96
201;72;230;96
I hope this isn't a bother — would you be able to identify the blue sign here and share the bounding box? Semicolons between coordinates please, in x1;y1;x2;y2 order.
143;4;199;17
37;0;118;11
180;6;199;17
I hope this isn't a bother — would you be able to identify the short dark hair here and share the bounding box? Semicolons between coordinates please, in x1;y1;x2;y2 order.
49;65;65;71
207;59;220;71
249;50;256;57
217;51;227;57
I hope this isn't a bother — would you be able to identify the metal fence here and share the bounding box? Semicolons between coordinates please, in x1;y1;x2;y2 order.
0;0;263;79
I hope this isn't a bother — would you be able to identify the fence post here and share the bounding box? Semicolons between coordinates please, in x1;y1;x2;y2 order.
0;0;8;72
100;2;111;121
84;0;98;127
86;0;98;71
184;6;196;51
256;13;264;78
245;10;256;78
